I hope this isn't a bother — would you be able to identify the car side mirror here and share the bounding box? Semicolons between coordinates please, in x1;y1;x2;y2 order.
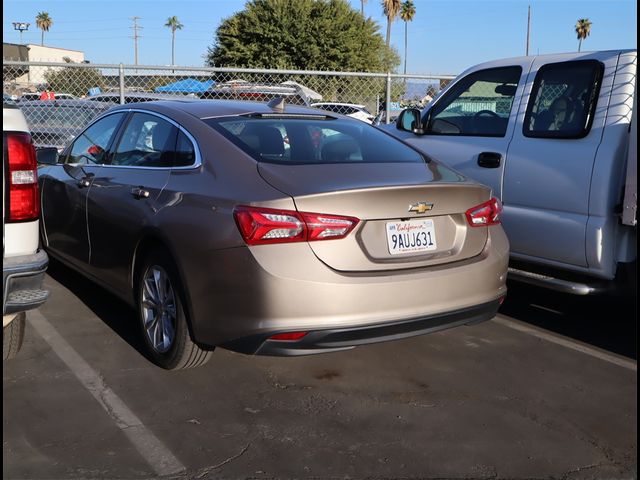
36;147;59;165
396;108;425;135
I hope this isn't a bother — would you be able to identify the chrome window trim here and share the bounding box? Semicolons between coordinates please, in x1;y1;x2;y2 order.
99;108;202;171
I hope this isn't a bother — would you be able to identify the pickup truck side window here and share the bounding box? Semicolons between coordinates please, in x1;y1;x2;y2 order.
523;60;604;139
425;66;522;137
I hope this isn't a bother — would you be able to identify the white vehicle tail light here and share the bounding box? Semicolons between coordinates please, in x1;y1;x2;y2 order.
6;132;40;222
465;197;502;227
234;206;359;245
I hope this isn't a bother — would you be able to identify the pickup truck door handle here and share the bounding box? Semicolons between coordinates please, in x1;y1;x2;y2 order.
130;186;150;199
477;152;502;168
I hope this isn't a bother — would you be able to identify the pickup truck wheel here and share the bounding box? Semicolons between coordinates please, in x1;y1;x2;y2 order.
3;312;26;361
137;250;212;370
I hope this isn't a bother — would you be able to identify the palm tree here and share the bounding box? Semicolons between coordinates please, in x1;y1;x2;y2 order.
575;18;592;52
400;1;416;75
35;11;53;46
165;16;184;66
382;0;402;47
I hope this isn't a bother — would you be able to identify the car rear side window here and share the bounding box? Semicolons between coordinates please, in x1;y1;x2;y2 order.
112;113;177;167
174;131;196;167
523;60;604;139
205;117;426;165
65;113;125;165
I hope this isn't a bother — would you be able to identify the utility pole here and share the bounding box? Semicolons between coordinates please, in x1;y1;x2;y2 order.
525;5;531;56
130;16;142;66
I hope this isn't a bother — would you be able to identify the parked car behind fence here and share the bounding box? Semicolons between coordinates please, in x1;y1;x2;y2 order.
19;99;114;151
199;81;315;106
86;92;191;105
311;102;375;123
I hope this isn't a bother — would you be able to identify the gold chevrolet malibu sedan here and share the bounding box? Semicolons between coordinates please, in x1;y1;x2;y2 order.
36;99;508;369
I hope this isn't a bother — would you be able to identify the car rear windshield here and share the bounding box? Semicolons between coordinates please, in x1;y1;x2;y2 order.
204;116;426;165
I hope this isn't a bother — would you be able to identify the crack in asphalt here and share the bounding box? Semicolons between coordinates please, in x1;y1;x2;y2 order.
192;443;251;479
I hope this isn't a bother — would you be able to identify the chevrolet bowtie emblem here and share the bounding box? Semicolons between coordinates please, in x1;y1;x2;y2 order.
408;202;434;214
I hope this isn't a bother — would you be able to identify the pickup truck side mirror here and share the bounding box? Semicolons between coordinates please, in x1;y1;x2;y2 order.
396;108;425;135
36;147;59;166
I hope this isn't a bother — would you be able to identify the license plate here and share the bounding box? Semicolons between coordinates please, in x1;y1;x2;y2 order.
386;219;437;255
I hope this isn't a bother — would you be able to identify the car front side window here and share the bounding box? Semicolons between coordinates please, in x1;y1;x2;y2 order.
66;113;124;165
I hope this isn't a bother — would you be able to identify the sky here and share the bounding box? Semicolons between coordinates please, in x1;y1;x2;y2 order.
3;0;637;75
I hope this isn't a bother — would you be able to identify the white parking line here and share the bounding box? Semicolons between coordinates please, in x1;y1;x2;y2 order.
28;310;185;477
493;315;637;372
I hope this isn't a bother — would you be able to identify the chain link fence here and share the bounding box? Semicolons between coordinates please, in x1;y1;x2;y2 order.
3;60;455;149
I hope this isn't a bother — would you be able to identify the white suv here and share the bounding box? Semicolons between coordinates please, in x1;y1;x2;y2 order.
310;102;375;123
3;97;49;359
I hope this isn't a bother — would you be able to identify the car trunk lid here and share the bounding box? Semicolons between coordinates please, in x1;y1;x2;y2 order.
257;162;491;272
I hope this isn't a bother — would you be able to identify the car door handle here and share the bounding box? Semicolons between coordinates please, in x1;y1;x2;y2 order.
477;152;502;168
130;186;150;199
77;175;93;188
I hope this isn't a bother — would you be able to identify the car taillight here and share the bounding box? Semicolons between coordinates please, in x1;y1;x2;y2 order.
233;206;359;245
465;197;502;227
6;132;39;222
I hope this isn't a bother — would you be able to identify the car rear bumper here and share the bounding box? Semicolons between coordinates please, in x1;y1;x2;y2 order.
184;227;509;349
3;249;49;315
223;299;501;356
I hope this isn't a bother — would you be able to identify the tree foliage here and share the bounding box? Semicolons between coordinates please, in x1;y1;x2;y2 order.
382;0;401;47
207;0;399;73
35;11;53;46
399;0;416;74
575;18;592;52
44;64;106;97
165;16;184;65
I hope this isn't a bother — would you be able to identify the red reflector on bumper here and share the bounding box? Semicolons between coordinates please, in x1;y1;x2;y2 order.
269;331;309;341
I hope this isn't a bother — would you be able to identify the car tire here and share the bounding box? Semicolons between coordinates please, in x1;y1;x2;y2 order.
3;312;26;361
137;250;212;370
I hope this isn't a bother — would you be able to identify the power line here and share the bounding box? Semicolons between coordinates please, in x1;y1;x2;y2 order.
129;16;143;66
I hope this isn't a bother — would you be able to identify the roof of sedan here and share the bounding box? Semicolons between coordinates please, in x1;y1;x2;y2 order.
109;98;328;119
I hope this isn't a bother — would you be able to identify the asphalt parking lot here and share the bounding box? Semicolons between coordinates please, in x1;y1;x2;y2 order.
3;260;637;480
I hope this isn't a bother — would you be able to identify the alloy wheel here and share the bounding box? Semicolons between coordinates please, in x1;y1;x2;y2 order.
141;265;177;353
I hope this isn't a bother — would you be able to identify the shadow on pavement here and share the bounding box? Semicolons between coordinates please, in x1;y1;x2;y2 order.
45;257;155;364
499;280;637;360
46;257;636;362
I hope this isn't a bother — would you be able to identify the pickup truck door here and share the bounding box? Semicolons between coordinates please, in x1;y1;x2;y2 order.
398;58;533;201
503;52;618;268
40;112;126;269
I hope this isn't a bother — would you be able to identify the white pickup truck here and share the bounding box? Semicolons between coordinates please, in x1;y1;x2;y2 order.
3;98;49;359
385;50;636;295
